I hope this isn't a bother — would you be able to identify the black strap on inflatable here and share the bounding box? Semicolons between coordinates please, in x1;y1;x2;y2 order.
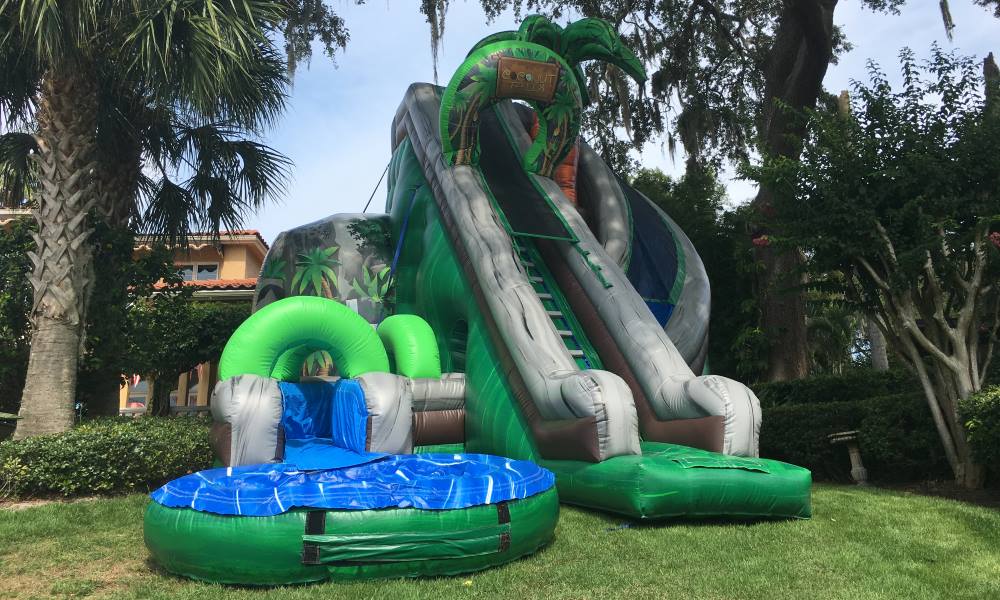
301;504;512;565
302;511;326;565
497;501;510;525
497;501;511;552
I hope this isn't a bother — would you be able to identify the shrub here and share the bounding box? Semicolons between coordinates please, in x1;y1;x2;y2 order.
0;417;212;499
857;394;951;482
755;369;917;408
761;392;950;483
961;386;1000;480
760;400;863;481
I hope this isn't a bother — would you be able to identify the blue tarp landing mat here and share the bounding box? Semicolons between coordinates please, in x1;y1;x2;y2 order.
283;438;385;471
150;454;556;517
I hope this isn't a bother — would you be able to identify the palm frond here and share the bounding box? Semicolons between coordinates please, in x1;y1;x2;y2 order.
0;7;41;121
140;176;198;244
137;115;290;244
0;131;37;207
122;0;288;129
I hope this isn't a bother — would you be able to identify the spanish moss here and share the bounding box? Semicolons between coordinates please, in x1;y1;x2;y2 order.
421;0;450;84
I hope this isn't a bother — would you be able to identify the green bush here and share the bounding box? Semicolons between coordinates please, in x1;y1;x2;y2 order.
961;386;1000;479
0;417;212;499
857;394;951;482
760;400;863;480
755;369;917;408
761;392;950;483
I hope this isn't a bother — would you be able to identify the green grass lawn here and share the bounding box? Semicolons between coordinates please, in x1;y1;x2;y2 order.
1;484;998;600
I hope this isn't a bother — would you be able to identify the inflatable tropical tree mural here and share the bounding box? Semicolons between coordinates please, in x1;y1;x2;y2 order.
292;246;340;297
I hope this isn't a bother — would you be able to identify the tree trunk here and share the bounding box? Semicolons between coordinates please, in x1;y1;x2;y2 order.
890;303;984;488
14;70;100;439
148;375;175;418
917;372;984;489
867;317;889;371
79;141;141;418
752;0;839;382
756;245;810;381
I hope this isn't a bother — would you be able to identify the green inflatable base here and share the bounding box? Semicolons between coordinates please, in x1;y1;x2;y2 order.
541;442;812;520
144;488;559;586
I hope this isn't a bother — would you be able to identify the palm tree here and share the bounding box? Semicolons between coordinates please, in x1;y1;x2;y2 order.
292;246;340;298
1;1;290;438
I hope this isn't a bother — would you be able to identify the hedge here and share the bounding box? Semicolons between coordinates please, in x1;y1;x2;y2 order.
0;417;212;499
761;392;951;482
961;386;1000;481
755;369;918;408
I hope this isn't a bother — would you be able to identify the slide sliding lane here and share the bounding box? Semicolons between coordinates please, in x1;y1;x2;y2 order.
391;83;811;519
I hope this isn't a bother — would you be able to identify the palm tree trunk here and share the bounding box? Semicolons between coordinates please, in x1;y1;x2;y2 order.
14;71;100;439
80;143;142;418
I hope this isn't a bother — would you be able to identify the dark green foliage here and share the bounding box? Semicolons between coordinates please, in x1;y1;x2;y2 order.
76;237;189;416
758;368;951;482
960;386;1000;480
283;0;354;75
123;292;251;415
761;399;862;481
857;394;952;482
754;47;1000;297
75;223;142;416
755;369;918;408
630;167;723;254
751;47;1000;481
0;131;36;207
0;219;34;414
0;417;212;498
762;393;950;482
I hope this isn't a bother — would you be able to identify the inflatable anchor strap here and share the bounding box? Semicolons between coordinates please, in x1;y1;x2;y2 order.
301;501;512;565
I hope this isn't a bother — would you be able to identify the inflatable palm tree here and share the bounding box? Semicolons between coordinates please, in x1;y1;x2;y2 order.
440;15;646;178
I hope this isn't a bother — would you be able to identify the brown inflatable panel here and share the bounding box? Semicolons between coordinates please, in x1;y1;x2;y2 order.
209;422;232;467
413;409;466;446
537;239;725;454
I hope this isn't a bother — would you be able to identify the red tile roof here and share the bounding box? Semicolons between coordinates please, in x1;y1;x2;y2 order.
214;230;269;250
136;230;270;250
154;277;258;291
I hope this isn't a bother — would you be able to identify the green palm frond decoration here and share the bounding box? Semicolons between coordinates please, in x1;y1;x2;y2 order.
511;45;551;64
517;15;564;51
560;18;647;84
442;15;645;177
292;246;339;297
259;257;287;280
303;350;335;376
351;265;393;303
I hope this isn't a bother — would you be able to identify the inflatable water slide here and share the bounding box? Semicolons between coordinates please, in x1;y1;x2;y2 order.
144;16;811;586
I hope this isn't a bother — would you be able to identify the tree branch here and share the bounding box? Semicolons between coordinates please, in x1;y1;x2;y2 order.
924;250;959;344
855;256;891;291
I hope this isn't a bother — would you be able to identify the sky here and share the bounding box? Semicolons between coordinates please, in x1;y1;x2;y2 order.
249;0;999;243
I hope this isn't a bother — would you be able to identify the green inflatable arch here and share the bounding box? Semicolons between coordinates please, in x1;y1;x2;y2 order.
377;314;442;379
218;296;390;381
440;40;583;178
